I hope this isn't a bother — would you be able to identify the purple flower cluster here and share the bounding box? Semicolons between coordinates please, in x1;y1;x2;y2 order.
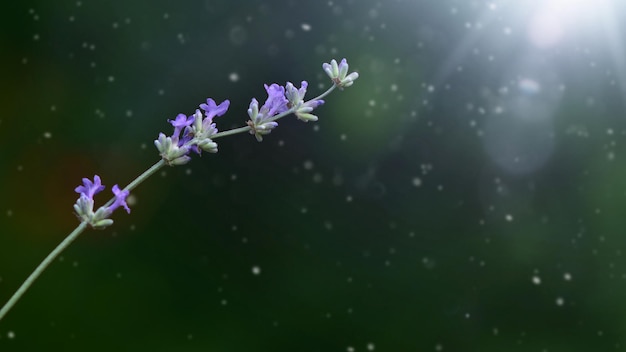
155;99;230;166
322;58;359;88
73;175;130;229
246;82;323;141
73;58;358;227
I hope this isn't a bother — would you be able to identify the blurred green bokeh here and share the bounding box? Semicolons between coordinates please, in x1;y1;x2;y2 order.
2;0;626;351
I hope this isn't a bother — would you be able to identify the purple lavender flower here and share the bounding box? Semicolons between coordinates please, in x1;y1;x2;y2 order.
247;84;289;141
110;185;131;214
285;81;324;122
167;113;193;145
260;84;288;117
199;98;230;122
322;58;359;88
156;98;229;163
75;175;105;199
73;175;130;229
154;133;192;166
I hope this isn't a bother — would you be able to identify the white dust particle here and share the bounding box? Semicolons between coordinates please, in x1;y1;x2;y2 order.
505;214;513;222
126;194;137;207
301;23;312;31
556;297;564;306
563;272;572;281
412;177;422;187
531;276;541;285
251;266;261;275
229;72;239;82
43;131;52;139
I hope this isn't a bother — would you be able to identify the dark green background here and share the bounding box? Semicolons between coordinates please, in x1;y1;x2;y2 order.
2;0;626;351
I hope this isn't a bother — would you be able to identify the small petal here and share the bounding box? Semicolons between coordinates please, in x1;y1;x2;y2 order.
200;98;230;121
168;113;193;144
75;175;105;199
295;112;319;122
197;139;218;153
73;194;95;222
110;185;131;214
323;59;339;80
247;98;260;120
323;58;358;88
171;155;192;165
261;84;288;117
338;58;349;79
192;109;204;134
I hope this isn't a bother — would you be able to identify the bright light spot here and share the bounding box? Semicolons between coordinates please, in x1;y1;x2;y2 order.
563;272;572;281
301;23;312;31
229;72;239;82
527;0;614;48
518;78;541;95
556;297;565;306
251;266;261;275
528;10;564;48
532;275;541;285
126;194;137;207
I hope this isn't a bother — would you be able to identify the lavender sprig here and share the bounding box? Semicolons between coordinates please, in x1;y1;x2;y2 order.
0;58;359;322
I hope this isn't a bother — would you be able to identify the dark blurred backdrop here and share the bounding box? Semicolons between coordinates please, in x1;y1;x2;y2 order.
2;0;626;351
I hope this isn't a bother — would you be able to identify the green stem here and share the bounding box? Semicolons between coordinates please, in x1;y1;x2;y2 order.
102;159;166;208
212;126;251;139
0;160;166;322
310;84;337;102
0;222;88;321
